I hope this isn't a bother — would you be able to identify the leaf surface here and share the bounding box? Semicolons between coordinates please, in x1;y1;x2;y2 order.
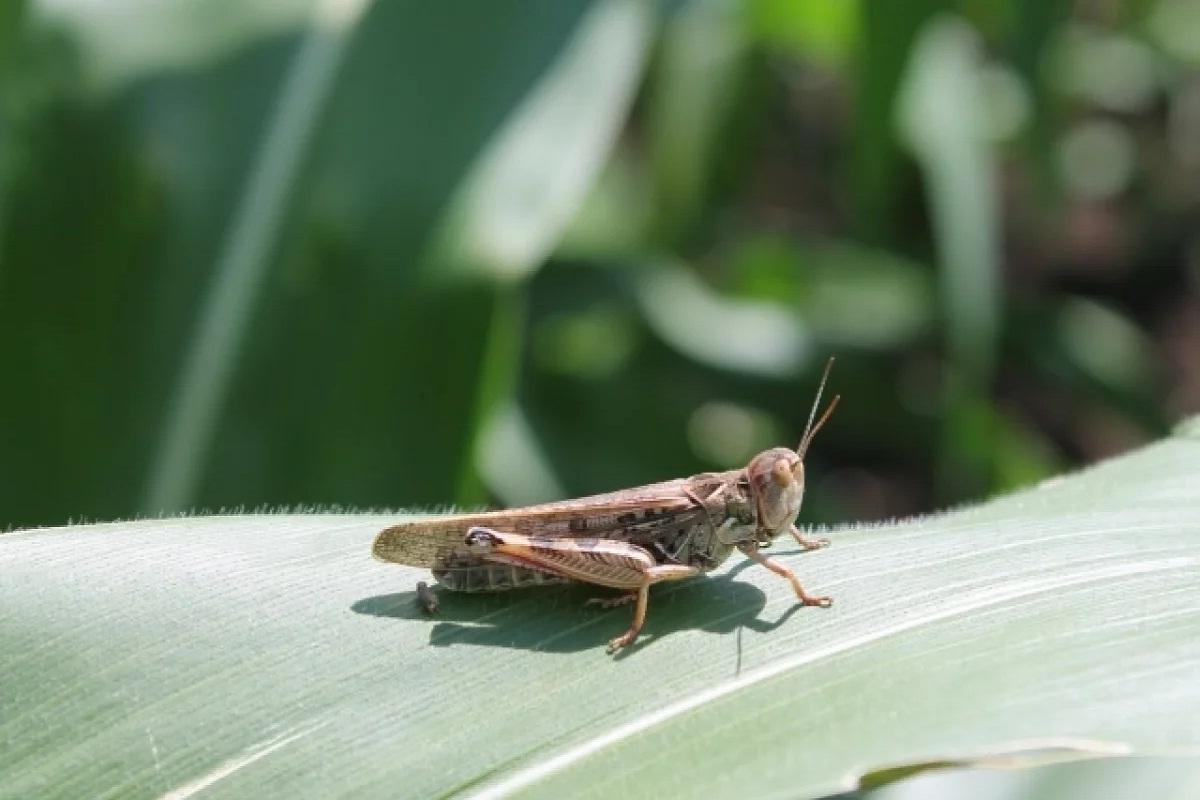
2;422;1198;798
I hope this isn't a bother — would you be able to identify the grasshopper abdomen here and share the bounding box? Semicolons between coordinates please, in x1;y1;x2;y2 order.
433;554;569;592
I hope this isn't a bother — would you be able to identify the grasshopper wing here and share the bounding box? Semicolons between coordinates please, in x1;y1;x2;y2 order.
372;474;732;569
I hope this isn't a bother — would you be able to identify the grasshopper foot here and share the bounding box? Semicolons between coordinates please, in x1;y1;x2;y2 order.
800;592;832;608
606;629;639;653
586;593;636;609
791;529;830;551
789;576;832;607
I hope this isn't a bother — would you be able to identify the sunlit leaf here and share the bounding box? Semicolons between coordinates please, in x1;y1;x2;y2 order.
34;0;319;88
635;262;812;378
428;0;653;282
897;14;1001;382
3;420;1198;798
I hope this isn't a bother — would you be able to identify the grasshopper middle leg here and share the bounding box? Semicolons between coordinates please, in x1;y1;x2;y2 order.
605;564;700;652
464;526;699;652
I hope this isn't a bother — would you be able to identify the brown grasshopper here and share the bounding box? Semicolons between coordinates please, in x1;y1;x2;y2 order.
373;359;841;652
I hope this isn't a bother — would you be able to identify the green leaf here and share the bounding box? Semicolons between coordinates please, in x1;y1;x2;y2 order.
647;0;748;241
142;0;370;515
866;754;1200;800
3;420;1199;798
35;0;317;89
897;14;1001;383
634;262;813;378
427;0;654;282
0;0;601;527
850;0;948;244
897;15;1006;500
746;0;859;65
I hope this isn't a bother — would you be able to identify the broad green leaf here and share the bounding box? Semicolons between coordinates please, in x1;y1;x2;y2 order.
142;0;371;515
0;1;599;528
3;420;1198;798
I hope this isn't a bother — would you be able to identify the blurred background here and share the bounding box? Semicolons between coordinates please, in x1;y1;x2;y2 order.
2;0;1198;531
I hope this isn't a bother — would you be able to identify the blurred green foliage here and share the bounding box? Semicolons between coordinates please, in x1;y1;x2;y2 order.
2;0;1198;530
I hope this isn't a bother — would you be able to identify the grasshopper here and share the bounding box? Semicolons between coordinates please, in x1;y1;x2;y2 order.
373;359;841;652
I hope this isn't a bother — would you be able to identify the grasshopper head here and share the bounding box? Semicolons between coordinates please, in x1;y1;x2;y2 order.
746;358;840;538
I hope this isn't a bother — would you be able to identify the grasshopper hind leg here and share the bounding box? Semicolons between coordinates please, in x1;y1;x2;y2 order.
463;525;700;652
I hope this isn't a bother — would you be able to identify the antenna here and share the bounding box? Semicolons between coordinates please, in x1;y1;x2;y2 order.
797;357;840;460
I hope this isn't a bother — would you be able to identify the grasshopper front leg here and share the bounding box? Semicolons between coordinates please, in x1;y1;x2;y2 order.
789;523;830;551
738;541;832;607
465;527;699;652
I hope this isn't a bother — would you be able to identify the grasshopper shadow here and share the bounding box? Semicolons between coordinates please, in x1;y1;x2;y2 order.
351;571;810;655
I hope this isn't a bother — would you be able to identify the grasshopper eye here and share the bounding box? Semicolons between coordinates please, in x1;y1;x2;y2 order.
771;458;793;488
